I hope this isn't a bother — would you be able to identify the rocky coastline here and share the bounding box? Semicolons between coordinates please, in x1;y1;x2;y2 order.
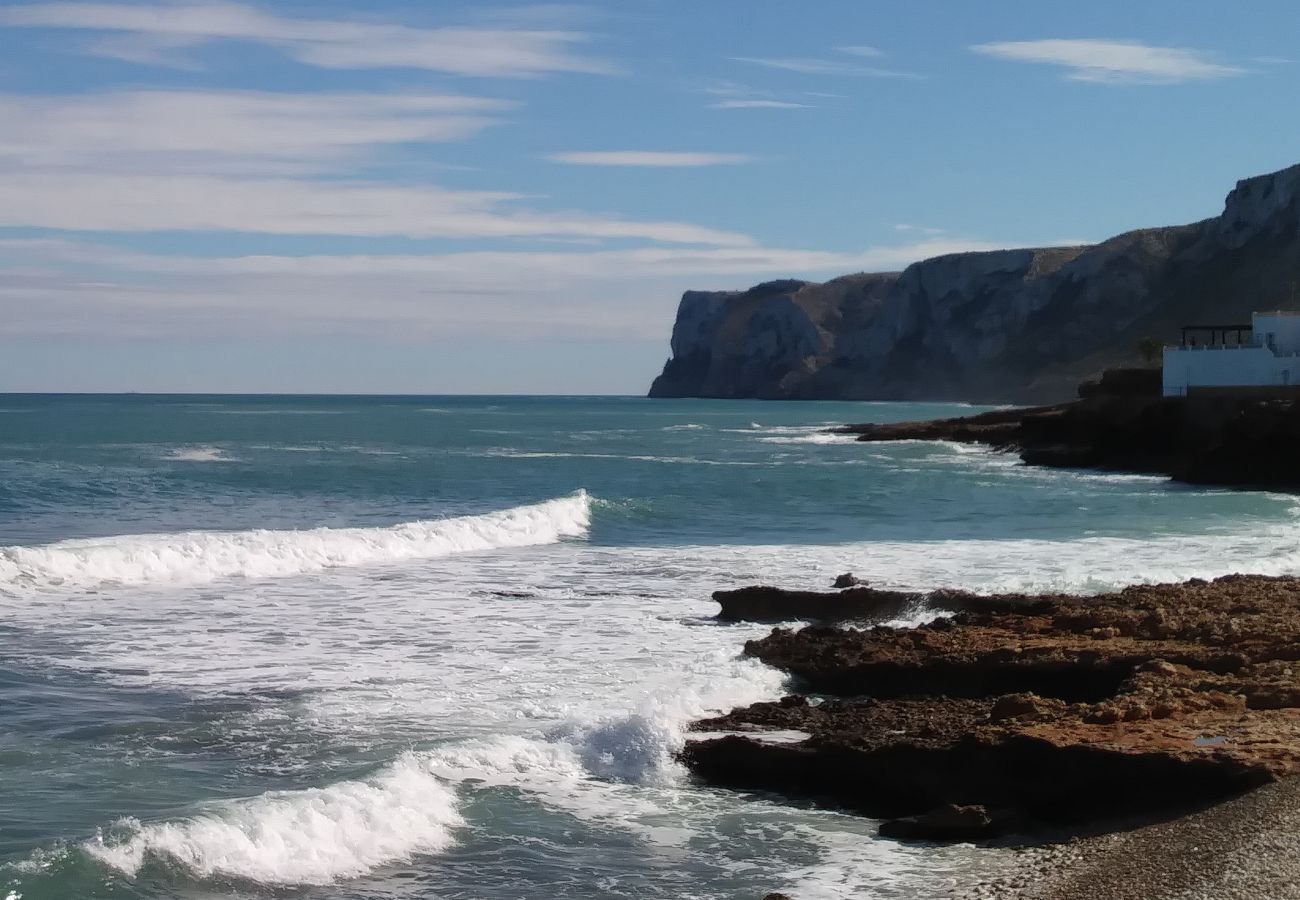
834;389;1300;488
684;575;1300;848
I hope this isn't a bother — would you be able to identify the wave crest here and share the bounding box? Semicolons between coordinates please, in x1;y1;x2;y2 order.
86;753;463;885
0;492;591;590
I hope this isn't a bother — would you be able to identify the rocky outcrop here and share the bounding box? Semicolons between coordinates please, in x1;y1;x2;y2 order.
684;575;1300;839
650;161;1300;403
712;583;1055;623
838;393;1300;488
649;274;898;399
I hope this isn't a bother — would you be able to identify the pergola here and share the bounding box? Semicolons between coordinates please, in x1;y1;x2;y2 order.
1180;324;1253;347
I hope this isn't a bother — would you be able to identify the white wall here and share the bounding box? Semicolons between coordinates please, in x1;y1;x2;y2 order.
1252;313;1300;354
1162;345;1300;396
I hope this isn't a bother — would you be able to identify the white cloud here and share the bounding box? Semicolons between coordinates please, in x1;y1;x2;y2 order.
894;223;947;236
702;81;815;109
0;172;756;244
0;87;756;245
0;1;614;76
0;237;1011;340
546;151;754;167
729;55;919;78
0;89;511;174
710;99;810;109
971;39;1244;84
835;45;882;58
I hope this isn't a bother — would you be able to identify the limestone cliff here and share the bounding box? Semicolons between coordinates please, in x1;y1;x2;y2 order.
648;161;1300;402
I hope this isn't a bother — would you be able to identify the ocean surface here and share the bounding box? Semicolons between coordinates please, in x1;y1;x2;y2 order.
2;394;1298;900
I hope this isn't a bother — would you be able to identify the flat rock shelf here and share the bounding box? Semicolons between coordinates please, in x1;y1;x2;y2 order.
684;575;1300;842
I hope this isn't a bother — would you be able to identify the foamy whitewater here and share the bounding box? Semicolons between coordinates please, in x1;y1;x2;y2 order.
3;394;1298;900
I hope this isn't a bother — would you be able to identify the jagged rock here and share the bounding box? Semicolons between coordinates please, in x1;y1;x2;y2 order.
832;573;863;588
683;575;1300;839
649;161;1300;404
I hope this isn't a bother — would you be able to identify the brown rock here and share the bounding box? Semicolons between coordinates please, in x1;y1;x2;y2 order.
988;693;1065;722
683;574;1300;839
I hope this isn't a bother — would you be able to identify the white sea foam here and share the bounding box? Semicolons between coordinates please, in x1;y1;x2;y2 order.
757;433;853;445
164;447;231;462
481;449;765;466
86;753;463;885
73;647;782;887
0;493;591;590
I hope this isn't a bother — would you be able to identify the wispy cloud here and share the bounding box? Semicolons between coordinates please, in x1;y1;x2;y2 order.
0;89;512;174
0;1;615;76
546;151;754;167
702;81;815;110
0;86;753;245
971;39;1244;84
729;55;918;78
893;224;947;236
0;172;755;244
835;45;882;58
0;237;1012;341
710;99;810;109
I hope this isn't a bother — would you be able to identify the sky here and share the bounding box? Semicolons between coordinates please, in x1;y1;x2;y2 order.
2;1;1299;394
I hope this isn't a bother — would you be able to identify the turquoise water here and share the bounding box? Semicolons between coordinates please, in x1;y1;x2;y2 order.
1;394;1297;899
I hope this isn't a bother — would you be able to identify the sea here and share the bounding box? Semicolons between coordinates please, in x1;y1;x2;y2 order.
2;393;1297;900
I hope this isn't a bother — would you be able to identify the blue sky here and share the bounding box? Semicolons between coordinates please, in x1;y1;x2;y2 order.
2;0;1299;393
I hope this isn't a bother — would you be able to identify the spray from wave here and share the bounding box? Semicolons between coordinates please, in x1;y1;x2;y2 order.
0;492;592;590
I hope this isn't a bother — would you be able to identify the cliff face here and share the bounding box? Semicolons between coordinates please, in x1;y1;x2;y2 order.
649;161;1300;402
649;274;898;399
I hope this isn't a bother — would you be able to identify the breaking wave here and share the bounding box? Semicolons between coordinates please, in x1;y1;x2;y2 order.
0;492;592;590
164;446;232;462
86;754;463;885
78;653;781;888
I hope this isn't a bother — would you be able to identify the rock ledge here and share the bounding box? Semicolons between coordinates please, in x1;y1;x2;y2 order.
685;575;1300;840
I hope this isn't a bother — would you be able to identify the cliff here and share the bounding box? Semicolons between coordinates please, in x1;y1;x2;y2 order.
649;161;1300;403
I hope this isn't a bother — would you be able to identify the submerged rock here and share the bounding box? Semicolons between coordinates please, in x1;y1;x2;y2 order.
832;572;863;588
878;804;1018;841
685;575;1300;840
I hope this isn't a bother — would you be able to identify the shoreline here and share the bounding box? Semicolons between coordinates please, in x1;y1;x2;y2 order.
835;390;1300;489
683;576;1300;897
958;777;1300;899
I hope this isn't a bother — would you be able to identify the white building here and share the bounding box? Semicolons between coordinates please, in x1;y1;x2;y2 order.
1163;311;1300;397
